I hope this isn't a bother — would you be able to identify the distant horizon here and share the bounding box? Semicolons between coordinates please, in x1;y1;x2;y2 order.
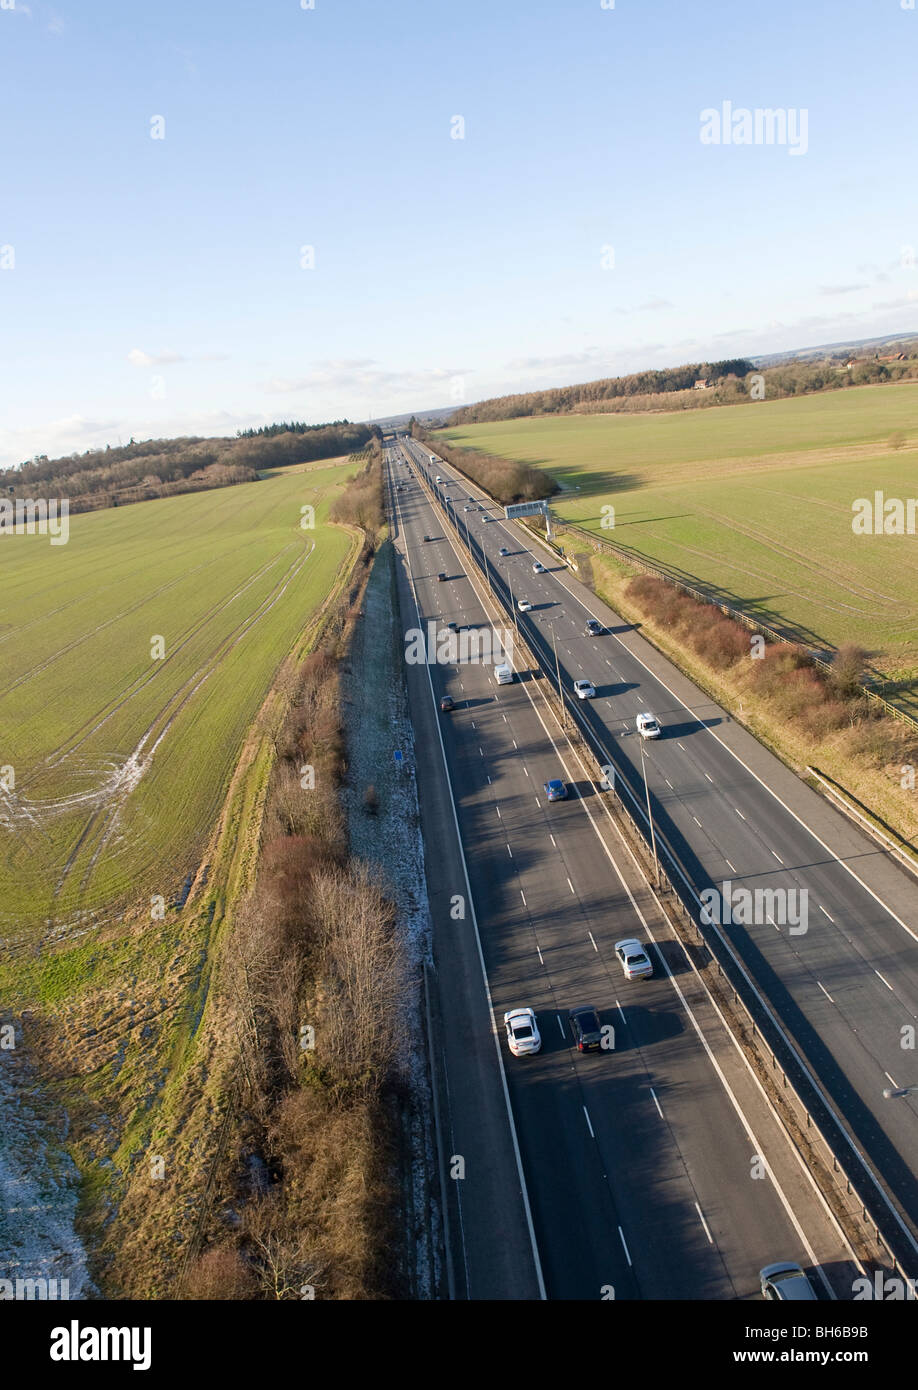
4;0;917;467
9;327;917;467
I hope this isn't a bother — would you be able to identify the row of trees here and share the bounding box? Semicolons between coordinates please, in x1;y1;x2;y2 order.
184;454;405;1301
449;360;755;424
2;422;377;516
410;424;557;504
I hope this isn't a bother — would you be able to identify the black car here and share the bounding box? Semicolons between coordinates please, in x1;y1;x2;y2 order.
437;572;447;582
423;535;431;542
569;1006;603;1053
446;621;459;632
440;695;455;712
586;618;603;636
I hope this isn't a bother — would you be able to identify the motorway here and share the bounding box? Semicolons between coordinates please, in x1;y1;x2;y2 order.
397;434;918;1271
384;443;858;1300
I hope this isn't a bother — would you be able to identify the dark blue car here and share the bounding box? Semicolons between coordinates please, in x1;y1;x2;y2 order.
544;779;568;802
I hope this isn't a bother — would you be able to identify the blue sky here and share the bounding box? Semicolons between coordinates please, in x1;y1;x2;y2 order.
1;0;917;466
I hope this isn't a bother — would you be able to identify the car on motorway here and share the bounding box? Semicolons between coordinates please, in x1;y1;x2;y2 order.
573;679;596;700
423;534;432;542
585;618;603;636
503;1007;541;1057
439;695;454;713
517;598;532;612
614;938;654;981
759;1263;818;1301
544;778;568;802
494;663;514;685
636;711;661;739
437;572;447;583
463;504;474;512
532;561;545;574
436;475;443;483
467;496;474;502
446;621;459;632
569;1006;603;1053
499;547;510;557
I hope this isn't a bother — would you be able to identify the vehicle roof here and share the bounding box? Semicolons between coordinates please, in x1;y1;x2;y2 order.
569;1004;599;1018
615;937;644;952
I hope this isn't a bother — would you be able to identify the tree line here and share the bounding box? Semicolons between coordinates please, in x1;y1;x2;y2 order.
449;360;755;423
1;421;377;515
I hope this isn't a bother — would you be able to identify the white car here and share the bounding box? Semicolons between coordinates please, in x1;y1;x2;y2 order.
504;1007;542;1056
615;938;654;981
517;598;532;612
574;679;596;700
636;712;661;739
532;561;545;573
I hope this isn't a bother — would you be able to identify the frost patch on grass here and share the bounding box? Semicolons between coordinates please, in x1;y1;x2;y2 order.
0;1047;93;1297
341;538;440;1299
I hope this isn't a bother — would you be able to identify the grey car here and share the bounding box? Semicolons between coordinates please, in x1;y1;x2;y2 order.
759;1262;818;1301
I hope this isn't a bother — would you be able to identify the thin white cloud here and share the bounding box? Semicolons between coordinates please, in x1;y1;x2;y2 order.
127;348;185;368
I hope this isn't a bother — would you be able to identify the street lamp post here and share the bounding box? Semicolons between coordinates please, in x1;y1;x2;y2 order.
640;740;660;887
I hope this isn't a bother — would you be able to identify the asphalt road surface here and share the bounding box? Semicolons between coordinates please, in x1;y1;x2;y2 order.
385;445;860;1300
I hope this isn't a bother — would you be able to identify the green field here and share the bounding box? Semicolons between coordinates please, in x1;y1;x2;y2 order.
0;459;358;938
444;384;918;700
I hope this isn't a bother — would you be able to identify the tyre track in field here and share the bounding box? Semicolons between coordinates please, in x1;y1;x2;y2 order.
0;549;228;662
640;507;911;619
17;548;296;788
0;544;284;712
54;540;316;900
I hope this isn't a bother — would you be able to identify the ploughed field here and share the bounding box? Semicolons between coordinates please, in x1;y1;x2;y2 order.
0;459;357;940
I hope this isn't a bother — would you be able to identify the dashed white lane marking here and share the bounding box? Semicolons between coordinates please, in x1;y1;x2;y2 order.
692;815;702;827
512;739;518;749
537;944;544;965
495;806;501;818
665;779;673;789
725;859;737;873
471;721;476;729
535;797;541;808
875;970;894;992
567;877;575;895
487;775;492;784
734;808;746;821
650;1087;664;1119
817;981;835;1004
588;931;598;952
583;1106;595;1139
771;850;784;864
520;890;527;906
695;1202;714;1244
616;1000;627;1026
885;1071;898;1087
677;742;685;750
549;833;557;848
523;766;530;777
618;1227;632;1266
704;772;713;783
507;844;513;858
819;905;835;922
557;1014;565;1036
479;747;484;757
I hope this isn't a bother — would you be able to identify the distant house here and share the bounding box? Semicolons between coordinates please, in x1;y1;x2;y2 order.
878;352;906;362
693;378;710;390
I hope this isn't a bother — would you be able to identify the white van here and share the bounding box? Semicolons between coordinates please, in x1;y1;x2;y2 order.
495;664;514;685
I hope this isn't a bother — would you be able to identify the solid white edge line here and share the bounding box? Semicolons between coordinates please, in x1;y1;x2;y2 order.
390;460;547;1300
